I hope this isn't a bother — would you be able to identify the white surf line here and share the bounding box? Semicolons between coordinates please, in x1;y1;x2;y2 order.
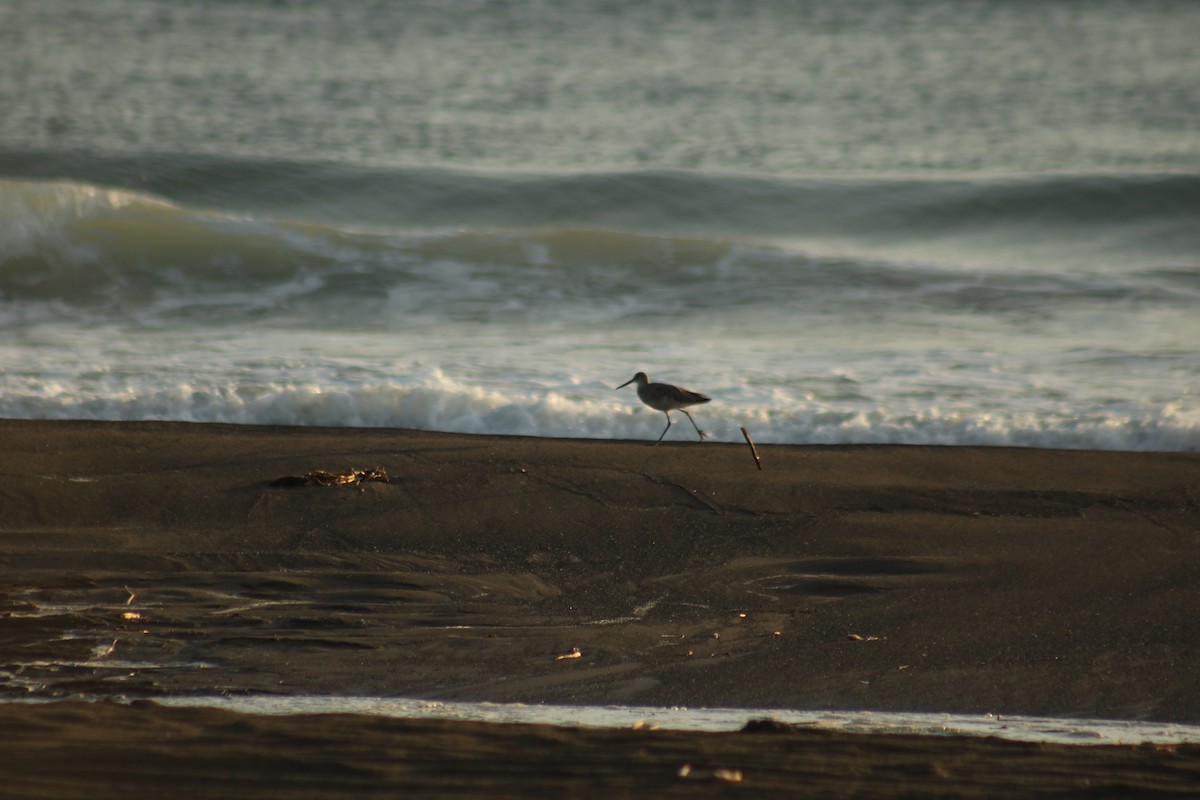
140;696;1200;746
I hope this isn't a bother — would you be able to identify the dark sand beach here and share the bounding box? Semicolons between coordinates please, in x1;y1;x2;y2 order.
3;418;1200;797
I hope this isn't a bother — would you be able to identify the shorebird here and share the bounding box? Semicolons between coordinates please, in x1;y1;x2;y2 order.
616;372;710;444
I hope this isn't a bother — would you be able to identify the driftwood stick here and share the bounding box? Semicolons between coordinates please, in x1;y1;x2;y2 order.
740;426;763;471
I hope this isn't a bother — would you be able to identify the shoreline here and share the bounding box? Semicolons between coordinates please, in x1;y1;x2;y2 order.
95;694;1200;744
3;418;1199;795
3;701;1199;800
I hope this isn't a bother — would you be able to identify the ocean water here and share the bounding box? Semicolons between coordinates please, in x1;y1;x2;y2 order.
3;0;1199;449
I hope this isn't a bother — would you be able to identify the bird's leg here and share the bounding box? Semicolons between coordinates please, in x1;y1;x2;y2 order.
681;410;707;441
654;412;672;445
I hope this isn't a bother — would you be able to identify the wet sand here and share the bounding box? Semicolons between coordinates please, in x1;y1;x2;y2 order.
2;419;1199;796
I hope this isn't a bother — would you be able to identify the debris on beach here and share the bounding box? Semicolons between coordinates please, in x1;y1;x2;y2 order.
740;426;763;471
677;764;744;783
270;468;389;488
555;647;582;661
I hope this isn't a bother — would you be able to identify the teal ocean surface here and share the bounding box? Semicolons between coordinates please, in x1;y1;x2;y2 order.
3;0;1199;449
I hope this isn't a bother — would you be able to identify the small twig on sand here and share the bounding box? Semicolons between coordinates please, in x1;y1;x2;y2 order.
740;427;762;471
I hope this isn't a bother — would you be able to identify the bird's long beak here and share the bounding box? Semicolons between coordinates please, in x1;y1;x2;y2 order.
615;377;635;390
